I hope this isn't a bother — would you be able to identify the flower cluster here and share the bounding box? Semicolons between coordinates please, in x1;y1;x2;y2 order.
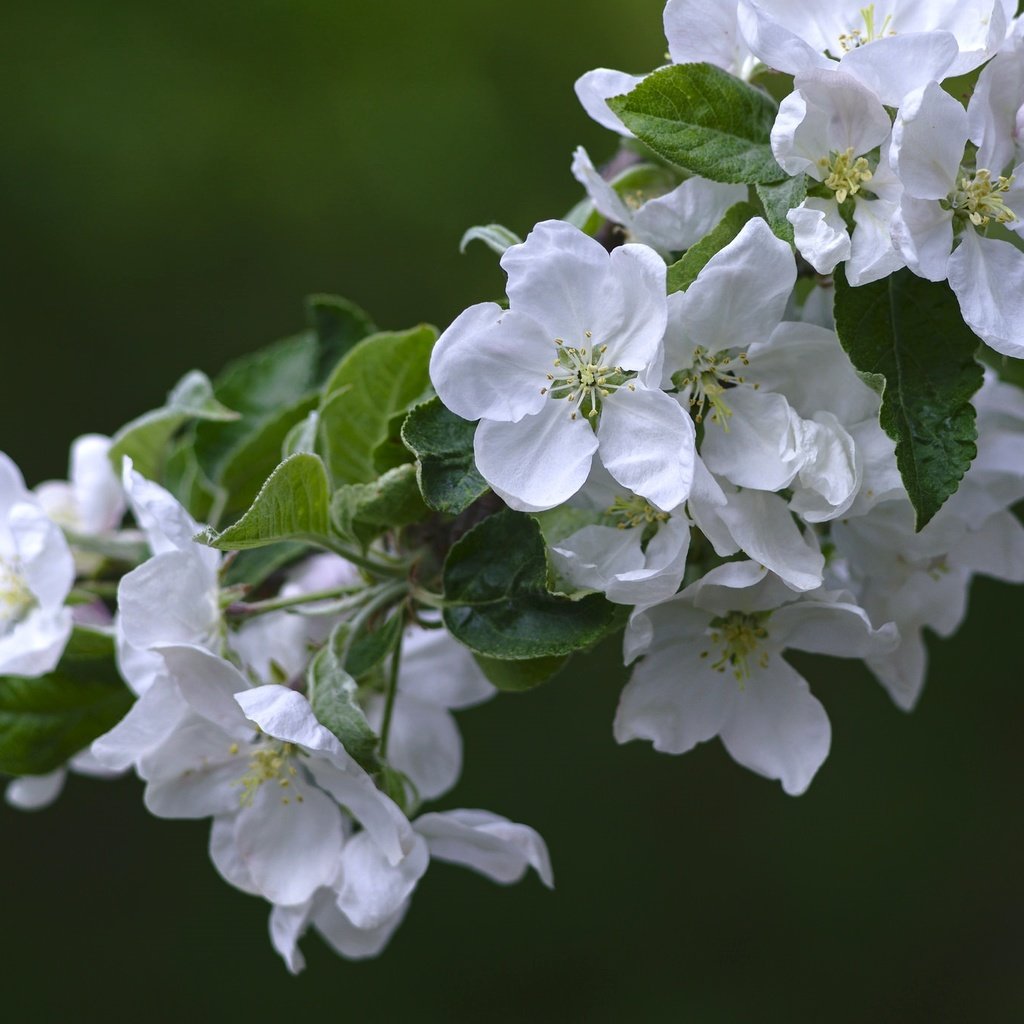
2;0;1023;970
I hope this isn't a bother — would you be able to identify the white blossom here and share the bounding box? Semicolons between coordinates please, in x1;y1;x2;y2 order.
616;561;898;794
430;219;694;513
0;452;74;678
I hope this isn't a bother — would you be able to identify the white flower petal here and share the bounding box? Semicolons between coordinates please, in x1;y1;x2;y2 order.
891;82;968;200
948;230;1024;358
235;781;343;905
474;402;597;513
718;489;825;592
573;68;644;136
890;196;953;281
5;769;66;811
788;197;851;274
429;304;553;424
838;32;958;107
336;830;429;929
415;809;554;888
597;387;695;512
719;657;831;796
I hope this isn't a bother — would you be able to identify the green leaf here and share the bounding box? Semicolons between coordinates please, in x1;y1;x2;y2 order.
305;293;377;378
194;306;372;517
0;628;134;776
109;370;239;481
401;398;488;514
319;325;437;486
220;542;308;589
331;463;429;545
307;636;380;772
833;267;983;530
282;410;320;458
666;201;759;293
340;612;405;681
756;174;807;244
215;394;320;520
442;509;616;659
608;63;785;185
164;433;225;524
199;452;332;551
473;653;568;692
459;224;523;255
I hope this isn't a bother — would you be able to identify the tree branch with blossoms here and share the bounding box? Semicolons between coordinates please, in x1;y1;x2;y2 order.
3;0;1024;970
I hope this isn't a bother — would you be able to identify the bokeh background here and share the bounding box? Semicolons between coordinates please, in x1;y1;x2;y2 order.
3;2;1023;1020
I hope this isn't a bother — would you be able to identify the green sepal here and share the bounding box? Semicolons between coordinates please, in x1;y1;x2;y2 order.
0;628;134;776
667;201;759;293
400;397;488;515
833;266;983;530
442;509;616;659
608;63;786;185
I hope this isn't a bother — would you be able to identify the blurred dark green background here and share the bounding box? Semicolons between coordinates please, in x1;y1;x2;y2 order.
3;3;1022;1020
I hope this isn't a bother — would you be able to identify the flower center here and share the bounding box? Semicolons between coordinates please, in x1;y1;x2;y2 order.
818;148;873;204
0;558;35;636
607;494;670;529
701;611;771;682
837;4;895;53
951;169;1017;227
234;740;304;806
672;345;753;430
541;334;636;422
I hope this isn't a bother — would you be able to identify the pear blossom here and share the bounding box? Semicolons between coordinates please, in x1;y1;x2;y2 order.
739;0;1013;106
571;147;747;257
889;81;1024;356
771;69;903;283
430;219;694;513
616;561;898;794
0;452;74;677
270;809;553;972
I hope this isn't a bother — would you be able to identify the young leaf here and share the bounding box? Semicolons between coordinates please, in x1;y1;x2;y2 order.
401;397;488;514
459;224;523;255
608;63;786;185
0;628;134;776
473;653;568;692
221;541;308;589
833;267;983;530
199;452;332;551
307;637;380;772
756;174;807;245
305;293;377;377
108;370;239;481
331;463;429;545
339;613;405;681
319;325;437;486
667;201;758;293
442;509;615;659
